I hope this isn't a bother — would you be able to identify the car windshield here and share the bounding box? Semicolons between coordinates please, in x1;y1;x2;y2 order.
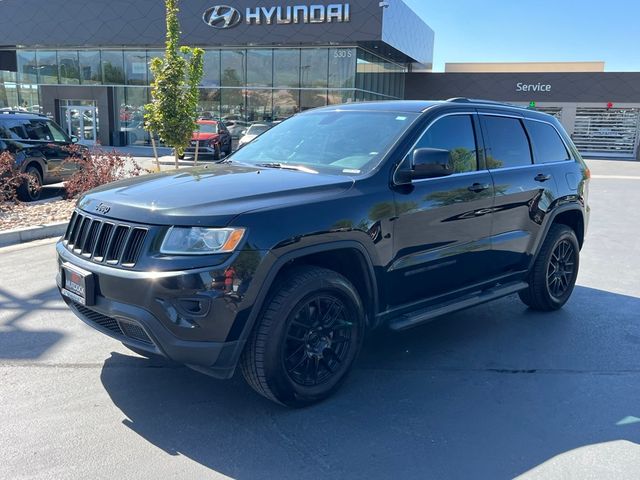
246;124;270;136
198;123;218;134
229;110;419;175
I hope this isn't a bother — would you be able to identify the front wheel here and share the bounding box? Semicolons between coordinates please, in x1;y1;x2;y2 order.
519;224;580;311
17;165;42;202
240;266;365;407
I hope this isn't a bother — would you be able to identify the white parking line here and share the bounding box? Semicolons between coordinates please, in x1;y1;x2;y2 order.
591;175;640;180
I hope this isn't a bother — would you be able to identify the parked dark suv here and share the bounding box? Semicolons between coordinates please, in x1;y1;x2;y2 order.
56;99;590;407
0;110;81;201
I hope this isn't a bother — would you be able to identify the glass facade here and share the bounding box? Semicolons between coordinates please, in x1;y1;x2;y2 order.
2;46;406;145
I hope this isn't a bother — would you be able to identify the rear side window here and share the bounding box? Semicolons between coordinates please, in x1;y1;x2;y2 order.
482;116;532;169
413;115;478;173
0;119;29;140
525;120;570;163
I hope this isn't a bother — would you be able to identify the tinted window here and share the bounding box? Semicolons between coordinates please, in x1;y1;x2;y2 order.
25;120;54;141
526;120;570;163
0;119;29;140
414;115;478;173
47;121;69;142
482;116;532;169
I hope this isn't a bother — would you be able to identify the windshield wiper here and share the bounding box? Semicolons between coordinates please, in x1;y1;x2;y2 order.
256;162;318;174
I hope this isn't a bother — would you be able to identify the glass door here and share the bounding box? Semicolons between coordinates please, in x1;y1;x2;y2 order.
60;102;98;145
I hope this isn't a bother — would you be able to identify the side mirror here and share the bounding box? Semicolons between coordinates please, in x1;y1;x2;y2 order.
411;148;453;179
240;130;247;136
70;135;79;144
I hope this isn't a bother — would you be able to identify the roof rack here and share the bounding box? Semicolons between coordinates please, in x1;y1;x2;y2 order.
0;109;48;117
445;98;527;109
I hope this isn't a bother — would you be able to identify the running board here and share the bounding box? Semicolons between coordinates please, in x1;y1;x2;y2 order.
388;281;528;331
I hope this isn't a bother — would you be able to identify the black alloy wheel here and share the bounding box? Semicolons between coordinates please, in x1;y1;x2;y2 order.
284;294;355;387
546;239;577;300
241;266;365;407
518;224;580;311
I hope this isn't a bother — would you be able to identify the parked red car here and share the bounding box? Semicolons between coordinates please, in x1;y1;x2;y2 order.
184;120;232;160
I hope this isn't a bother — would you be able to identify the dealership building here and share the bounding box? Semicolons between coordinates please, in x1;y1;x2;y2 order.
1;0;639;159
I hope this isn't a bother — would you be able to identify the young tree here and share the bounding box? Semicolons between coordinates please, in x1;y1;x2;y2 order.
145;0;204;168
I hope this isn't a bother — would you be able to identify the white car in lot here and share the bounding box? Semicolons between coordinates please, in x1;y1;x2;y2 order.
237;123;272;149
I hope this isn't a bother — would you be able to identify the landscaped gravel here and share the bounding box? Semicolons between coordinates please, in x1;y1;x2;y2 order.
0;199;76;231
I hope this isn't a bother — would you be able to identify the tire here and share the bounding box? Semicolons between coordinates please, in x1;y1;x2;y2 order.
519;224;580;311
240;266;365;407
17;165;42;202
178;153;185;160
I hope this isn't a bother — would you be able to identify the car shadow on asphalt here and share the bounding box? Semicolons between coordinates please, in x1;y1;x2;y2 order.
99;285;640;479
0;285;65;359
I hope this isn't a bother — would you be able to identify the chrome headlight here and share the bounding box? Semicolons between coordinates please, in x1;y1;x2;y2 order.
160;227;245;255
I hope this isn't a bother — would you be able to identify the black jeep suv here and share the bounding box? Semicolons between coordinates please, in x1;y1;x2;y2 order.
0;110;81;201
56;99;590;407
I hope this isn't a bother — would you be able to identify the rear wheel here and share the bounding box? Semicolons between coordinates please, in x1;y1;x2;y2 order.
519;224;580;311
17;165;42;202
241;266;365;407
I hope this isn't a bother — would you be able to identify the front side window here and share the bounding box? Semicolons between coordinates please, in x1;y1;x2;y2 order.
482;116;532;169
230;110;418;175
412;115;478;173
525;120;570;163
25;120;54;141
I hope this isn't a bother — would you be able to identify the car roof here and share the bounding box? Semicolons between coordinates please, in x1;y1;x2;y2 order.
313;100;442;113
0;110;49;120
308;99;559;122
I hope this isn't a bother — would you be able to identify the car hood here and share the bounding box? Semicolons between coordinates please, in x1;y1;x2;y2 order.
192;132;218;140
77;163;355;226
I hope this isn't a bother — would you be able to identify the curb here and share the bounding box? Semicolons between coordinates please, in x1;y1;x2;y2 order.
0;221;68;248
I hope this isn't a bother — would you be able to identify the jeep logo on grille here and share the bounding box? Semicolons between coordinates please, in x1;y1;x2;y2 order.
202;5;242;29
95;203;111;214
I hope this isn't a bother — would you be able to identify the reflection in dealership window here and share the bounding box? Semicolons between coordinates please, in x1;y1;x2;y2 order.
274;49;300;88
79;50;102;84
300;49;328;88
247;49;273;88
101;50;125;84
58;50;80;85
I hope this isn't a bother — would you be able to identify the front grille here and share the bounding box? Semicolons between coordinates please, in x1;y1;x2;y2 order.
72;302;154;346
63;210;148;268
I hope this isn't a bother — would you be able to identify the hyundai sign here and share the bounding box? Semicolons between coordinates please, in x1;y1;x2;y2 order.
203;3;351;28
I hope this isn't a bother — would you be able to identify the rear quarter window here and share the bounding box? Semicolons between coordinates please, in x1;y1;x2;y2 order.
525;120;571;163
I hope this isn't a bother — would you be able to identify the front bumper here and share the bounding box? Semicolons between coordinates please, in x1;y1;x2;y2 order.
184;145;217;155
56;241;265;379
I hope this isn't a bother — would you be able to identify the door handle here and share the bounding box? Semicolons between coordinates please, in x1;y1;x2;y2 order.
468;183;490;193
534;173;552;182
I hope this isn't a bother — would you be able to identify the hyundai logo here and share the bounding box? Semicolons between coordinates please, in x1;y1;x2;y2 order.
95;202;111;215
202;5;242;29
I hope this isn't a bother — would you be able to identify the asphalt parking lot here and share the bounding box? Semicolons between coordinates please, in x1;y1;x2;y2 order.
1;159;640;480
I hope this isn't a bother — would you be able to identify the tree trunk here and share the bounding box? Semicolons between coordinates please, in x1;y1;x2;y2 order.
150;134;160;171
174;148;179;169
194;137;200;165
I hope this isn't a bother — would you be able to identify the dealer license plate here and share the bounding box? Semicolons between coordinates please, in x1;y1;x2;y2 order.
60;263;95;306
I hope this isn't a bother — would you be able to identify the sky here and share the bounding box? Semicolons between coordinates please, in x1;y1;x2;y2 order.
402;0;640;72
